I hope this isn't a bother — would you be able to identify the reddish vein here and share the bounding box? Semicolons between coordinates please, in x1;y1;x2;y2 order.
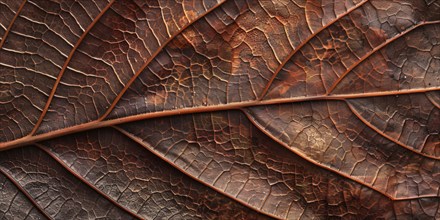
98;0;227;121
1;88;439;151
325;20;440;95
112;126;283;220
426;92;440;109
0;168;53;219
35;143;144;220
0;0;27;49
28;0;116;136
240;108;440;201
345;100;440;160
257;0;369;100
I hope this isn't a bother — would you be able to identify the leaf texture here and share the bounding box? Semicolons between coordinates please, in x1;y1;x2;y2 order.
0;0;440;219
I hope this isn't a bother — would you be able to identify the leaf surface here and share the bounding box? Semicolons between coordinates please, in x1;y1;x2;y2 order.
0;0;439;219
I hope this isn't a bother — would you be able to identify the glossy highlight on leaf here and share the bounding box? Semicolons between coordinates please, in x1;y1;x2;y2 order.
0;0;439;219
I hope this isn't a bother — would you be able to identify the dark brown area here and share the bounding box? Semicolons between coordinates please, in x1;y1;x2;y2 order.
0;0;439;219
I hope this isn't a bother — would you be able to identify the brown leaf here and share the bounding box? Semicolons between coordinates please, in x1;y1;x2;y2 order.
0;0;439;219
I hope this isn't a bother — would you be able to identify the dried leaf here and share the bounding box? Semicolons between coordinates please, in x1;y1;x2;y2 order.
1;0;439;219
